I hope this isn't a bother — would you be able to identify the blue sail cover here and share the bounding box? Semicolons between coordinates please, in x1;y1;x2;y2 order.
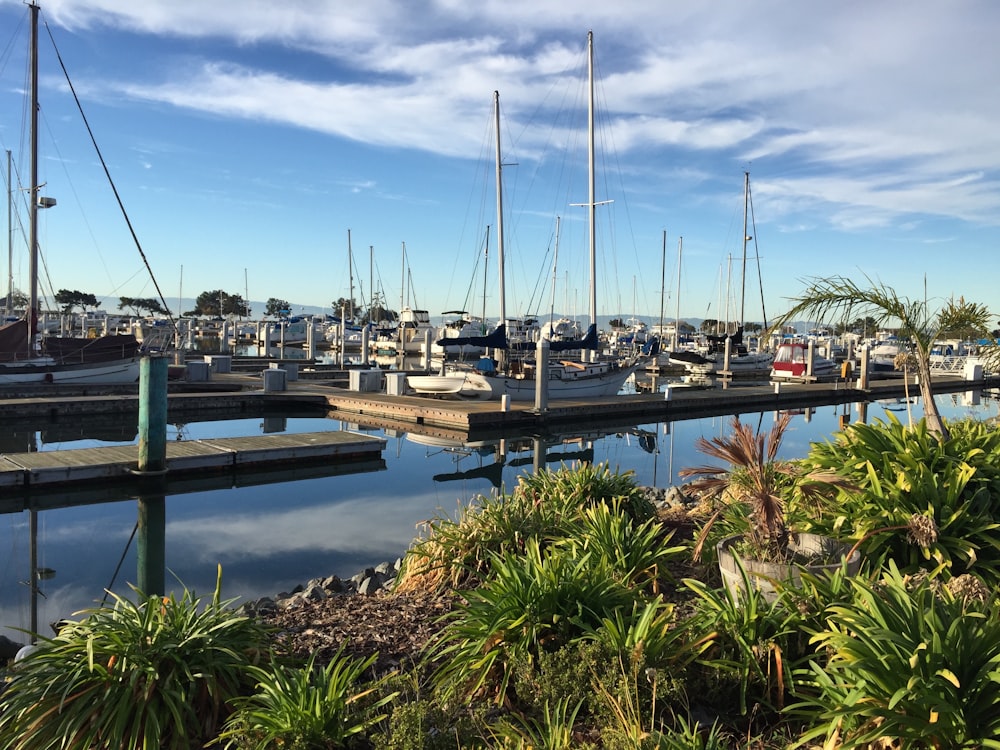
509;323;600;352
435;323;509;350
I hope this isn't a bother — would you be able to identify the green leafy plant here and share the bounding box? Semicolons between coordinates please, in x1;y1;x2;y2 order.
510;462;656;522
487;697;593;750
789;563;1000;748
427;537;639;704
0;567;267;750
559;499;687;591
396;462;650;594
799;415;1000;583
216;646;397;749
682;565;802;717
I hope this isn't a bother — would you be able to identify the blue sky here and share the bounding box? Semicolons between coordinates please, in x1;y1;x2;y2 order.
0;0;997;326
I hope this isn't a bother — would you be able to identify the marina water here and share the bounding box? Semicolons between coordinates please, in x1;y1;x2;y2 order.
1;388;995;643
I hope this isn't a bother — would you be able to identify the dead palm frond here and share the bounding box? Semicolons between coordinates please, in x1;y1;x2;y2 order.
680;413;858;561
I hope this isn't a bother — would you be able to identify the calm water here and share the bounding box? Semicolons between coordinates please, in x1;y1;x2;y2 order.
0;387;996;643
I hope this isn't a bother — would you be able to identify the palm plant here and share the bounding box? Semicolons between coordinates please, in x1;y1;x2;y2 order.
679;413;850;560
770;275;993;439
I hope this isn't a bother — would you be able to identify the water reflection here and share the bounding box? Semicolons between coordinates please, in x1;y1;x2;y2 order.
0;388;997;645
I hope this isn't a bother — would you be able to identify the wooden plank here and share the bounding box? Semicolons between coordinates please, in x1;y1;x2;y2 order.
0;431;385;490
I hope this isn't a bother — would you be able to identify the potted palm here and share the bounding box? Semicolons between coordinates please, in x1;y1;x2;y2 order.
679;413;860;601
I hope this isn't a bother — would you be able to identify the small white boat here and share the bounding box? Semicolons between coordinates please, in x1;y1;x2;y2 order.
406;371;495;400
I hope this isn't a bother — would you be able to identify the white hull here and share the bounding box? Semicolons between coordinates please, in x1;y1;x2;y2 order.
682;352;773;376
463;359;642;401
0;357;141;385
406;373;495;400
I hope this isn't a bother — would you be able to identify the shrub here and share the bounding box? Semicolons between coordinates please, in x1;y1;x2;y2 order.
0;567;267;750
789;562;1000;748
216;645;397;749
797;415;1000;583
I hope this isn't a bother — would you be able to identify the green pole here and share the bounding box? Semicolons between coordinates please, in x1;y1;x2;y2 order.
137;356;168;596
138;356;168;472
137;495;165;596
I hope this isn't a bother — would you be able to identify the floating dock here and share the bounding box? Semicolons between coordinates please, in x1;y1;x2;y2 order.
0;366;993;505
0;431;386;506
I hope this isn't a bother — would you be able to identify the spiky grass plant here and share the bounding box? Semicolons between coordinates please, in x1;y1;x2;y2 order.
427;537;639;705
789;563;1000;748
216;646;397;749
395;462;652;594
798;414;1000;582
0;566;267;750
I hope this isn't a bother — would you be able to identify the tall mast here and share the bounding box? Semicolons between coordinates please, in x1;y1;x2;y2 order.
674;236;682;352
586;31;596;328
657;230;665;346
28;1;39;344
347;229;353;318
740;171;750;327
493;90;505;327
6;149;12;313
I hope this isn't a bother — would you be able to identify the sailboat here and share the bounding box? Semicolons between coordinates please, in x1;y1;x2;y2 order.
410;33;653;401
669;172;772;376
0;3;143;385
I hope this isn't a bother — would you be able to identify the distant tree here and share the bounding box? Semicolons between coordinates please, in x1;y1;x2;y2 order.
743;321;762;333
118;297;168;317
608;318;625;329
836;316;880;336
331;297;361;320
54;289;100;314
187;290;250;318
2;288;28;312
359;291;396;325
699;318;720;334
265;298;291;318
678;321;696;334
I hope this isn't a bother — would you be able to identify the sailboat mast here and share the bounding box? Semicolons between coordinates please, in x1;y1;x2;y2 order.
28;1;39;344
586;31;596;328
550;215;561;326
347;228;353;318
658;230;666;345
493;90;506;328
674;237;682;352
6;149;12;313
740;170;750;326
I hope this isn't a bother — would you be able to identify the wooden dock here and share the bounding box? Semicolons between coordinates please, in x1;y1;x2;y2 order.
319;373;993;435
0;431;386;502
0;367;994;507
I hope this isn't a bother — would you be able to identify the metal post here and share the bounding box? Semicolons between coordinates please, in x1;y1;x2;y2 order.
534;337;550;412
422;329;433;370
858;344;870;390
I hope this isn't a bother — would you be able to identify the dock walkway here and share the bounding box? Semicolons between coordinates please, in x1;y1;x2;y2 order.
0;368;992;502
0;431;385;505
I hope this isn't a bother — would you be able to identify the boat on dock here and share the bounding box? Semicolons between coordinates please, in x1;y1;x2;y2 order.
0;4;143;385
770;342;837;380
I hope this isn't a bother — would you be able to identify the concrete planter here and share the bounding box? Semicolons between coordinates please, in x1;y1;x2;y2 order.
717;532;861;603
